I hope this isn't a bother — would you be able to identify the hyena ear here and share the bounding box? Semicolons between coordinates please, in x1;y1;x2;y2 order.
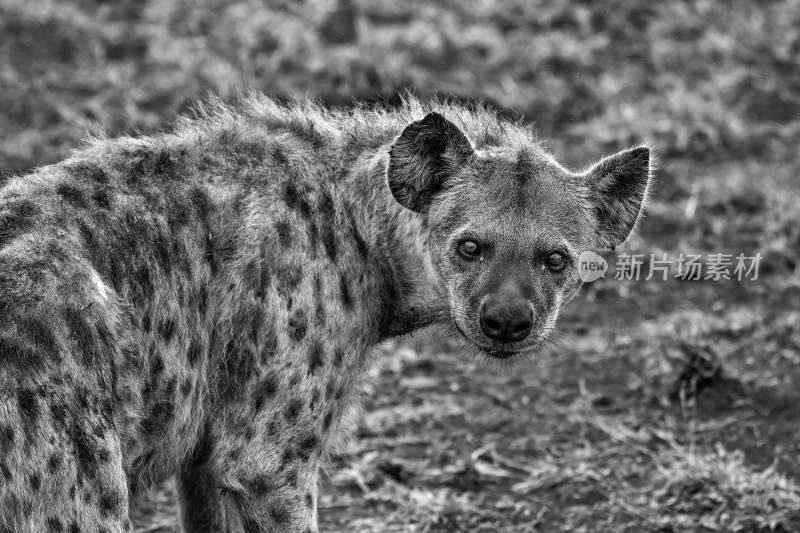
583;146;653;249
387;112;475;212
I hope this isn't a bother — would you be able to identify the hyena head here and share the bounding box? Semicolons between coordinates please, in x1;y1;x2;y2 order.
387;112;652;359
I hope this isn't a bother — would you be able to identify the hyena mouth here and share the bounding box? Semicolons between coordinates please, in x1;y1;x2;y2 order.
484;348;519;360
452;320;527;360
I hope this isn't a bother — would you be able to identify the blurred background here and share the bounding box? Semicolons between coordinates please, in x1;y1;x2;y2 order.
2;0;800;531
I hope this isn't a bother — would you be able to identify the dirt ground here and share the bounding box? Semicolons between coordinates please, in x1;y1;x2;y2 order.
2;1;799;531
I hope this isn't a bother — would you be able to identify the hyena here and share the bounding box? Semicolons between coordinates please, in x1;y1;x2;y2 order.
0;95;652;532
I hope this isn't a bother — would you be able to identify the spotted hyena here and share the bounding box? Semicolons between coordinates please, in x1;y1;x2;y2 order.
0;95;652;531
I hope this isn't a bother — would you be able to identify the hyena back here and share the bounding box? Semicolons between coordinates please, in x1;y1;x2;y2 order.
0;95;652;532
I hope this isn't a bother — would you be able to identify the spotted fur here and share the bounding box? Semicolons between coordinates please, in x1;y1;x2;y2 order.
0;94;652;532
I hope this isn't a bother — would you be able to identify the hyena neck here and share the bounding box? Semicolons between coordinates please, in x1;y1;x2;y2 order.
347;147;448;340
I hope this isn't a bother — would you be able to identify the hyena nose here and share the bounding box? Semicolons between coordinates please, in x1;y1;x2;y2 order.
479;297;533;342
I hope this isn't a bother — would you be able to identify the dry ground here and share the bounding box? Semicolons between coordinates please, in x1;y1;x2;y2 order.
2;1;799;531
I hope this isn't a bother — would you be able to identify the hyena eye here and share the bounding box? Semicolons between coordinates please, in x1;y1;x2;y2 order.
458;240;481;260
546;252;566;271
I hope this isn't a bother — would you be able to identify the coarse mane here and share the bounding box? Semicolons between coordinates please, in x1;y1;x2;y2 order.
179;91;547;155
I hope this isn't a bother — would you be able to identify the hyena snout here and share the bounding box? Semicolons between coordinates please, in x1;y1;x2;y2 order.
479;293;534;343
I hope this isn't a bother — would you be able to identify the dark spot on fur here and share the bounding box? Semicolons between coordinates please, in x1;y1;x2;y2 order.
321;225;337;261
181;378;193;397
196;285;209;315
63;307;101;365
238;141;268;163
310;387;320;411
285;397;303;423
0;336;43;372
307;219;319;259
166;197;192;228
150;150;174;177
377;266;403;337
142;378;177;438
250;249;272;300
29;473;41;491
106;257;125;293
346;205;370;259
0;426;14;456
47;453;61;473
69;523;81;533
288;309;307;342
260;327;278;364
322;408;334;432
272;146;288;165
230;411;252;440
319;190;338;260
333;347;344;368
283;182;311;219
187;337;203;366
306;492;314;508
246;305;264;346
0;199;39;247
16;316;59;356
67;162;107;183
339;274;353;309
69;421;101;481
312;274;326;326
275;221;293;247
158;317;176;342
269;501;291;525
189;185;212;220
253;373;279;412
154;232;173;274
56;183;86;207
172;239;192;276
285;467;298;487
128;150;150;184
17;388;39;440
46;516;63;531
297;432;318;460
151;355;164;377
50;403;67;431
308;341;324;375
516;148;534;174
141;313;152;333
279;447;295;470
274;262;302;299
325;377;337;399
78;219;100;260
96;447;111;464
132;264;154;303
203;231;222;276
92;188;111;209
246;475;273;496
99;492;122;518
